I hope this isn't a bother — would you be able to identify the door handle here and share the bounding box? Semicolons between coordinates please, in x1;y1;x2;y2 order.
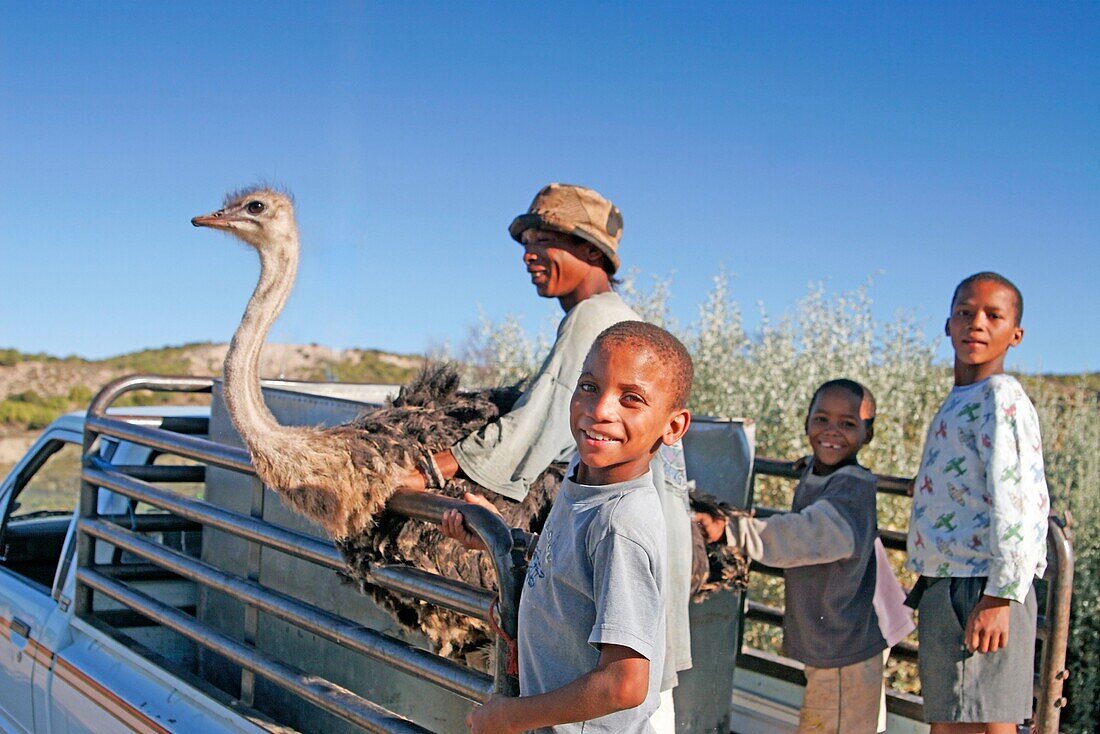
10;617;30;639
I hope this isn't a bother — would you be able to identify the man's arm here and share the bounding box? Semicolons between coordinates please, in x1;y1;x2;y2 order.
399;449;461;492
466;644;649;734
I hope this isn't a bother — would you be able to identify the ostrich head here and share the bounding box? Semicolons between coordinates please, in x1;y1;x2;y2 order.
191;188;297;251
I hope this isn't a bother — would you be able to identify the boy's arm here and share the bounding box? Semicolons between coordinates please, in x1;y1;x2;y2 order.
725;501;856;568
968;385;1049;652
466;644;649;734
981;386;1047;603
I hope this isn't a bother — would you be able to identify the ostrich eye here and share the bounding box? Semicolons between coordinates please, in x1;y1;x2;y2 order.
246;201;266;215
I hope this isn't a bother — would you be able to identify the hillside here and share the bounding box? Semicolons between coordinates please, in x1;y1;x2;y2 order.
0;343;423;431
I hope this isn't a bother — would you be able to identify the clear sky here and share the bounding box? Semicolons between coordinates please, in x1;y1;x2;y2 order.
1;2;1096;374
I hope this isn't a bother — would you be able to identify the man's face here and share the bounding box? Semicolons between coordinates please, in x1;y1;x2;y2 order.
520;228;597;300
569;340;688;485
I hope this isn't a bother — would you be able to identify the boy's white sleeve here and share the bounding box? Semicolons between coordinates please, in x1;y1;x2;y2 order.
728;501;855;568
981;384;1050;603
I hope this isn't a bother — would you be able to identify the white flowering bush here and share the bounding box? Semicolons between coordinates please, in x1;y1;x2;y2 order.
465;274;1099;731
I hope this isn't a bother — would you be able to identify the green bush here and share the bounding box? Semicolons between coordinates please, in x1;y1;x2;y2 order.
306;349;420;384
100;343;208;375
468;273;1098;731
0;390;72;429
0;348;60;367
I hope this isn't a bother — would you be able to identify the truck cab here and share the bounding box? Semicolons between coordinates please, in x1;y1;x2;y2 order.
0;407;275;734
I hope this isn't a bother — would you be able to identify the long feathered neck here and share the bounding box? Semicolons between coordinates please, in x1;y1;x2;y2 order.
224;228;299;452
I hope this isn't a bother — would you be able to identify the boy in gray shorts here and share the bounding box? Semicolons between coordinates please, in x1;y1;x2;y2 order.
906;272;1049;733
442;321;693;733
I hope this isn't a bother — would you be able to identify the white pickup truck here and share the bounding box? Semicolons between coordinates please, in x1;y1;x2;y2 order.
0;406;275;734
0;376;1073;734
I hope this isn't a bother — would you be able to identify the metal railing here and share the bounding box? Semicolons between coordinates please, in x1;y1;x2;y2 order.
741;457;1074;733
76;375;526;734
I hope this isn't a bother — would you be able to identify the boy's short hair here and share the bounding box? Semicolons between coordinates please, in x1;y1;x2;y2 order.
808;379;876;431
593;321;693;409
952;271;1024;325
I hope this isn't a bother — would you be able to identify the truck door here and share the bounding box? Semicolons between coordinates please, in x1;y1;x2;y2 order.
0;431;83;734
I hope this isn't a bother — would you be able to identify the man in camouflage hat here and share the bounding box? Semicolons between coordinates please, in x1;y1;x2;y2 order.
405;183;692;731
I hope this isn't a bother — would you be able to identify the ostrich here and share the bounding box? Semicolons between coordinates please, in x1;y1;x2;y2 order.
191;187;749;659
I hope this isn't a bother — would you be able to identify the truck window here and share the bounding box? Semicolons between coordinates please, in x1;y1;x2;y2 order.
1;440;83;590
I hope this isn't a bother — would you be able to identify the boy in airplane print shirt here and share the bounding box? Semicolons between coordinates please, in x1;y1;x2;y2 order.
906;271;1049;730
907;366;1048;599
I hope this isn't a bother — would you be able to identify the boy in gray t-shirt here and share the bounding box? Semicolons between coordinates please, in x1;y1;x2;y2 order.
442;321;694;734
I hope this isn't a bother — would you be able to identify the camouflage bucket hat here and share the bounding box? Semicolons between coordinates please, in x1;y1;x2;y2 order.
508;183;623;273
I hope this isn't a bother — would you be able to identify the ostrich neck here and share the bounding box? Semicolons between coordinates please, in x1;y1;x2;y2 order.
224;233;299;449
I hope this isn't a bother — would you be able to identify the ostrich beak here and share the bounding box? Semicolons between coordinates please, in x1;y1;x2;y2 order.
191;210;233;230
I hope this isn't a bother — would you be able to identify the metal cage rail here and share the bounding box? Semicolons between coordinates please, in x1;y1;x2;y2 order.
742;457;1074;734
75;375;526;734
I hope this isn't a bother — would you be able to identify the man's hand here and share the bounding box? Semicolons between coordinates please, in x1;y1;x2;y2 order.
441;493;502;551
964;594;1012;653
466;694;518;734
693;511;727;544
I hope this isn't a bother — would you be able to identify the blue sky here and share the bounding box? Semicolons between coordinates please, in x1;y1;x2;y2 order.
1;2;1096;374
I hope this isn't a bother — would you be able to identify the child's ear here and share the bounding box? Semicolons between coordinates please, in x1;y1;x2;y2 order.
1009;325;1024;348
863;423;874;446
661;408;691;447
944;318;950;337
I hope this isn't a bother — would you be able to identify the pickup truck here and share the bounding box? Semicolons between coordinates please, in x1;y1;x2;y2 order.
0;375;1073;734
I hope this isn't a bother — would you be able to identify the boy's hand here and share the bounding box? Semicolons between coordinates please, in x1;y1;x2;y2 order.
693;511;727;544
964;594;1011;653
441;493;502;551
466;694;517;734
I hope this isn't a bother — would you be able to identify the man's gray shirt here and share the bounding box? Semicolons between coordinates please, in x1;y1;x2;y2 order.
452;291;639;502
451;290;693;685
518;471;667;733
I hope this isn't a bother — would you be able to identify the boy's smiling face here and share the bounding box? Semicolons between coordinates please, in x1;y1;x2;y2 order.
946;279;1024;385
806;386;872;473
570;341;690;486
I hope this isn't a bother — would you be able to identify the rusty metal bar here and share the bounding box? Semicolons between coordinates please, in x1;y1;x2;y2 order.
84;462;496;622
86;415;254;473
368;565;493;620
80;519;493;702
85;461;345;568
753;456;912;496
1035;516;1074;734
78;568;432;734
240;474;265;707
754;505;908;551
110;464;206;483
